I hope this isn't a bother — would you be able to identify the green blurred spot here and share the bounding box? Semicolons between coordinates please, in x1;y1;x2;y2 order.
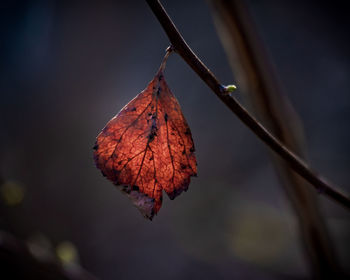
0;181;24;206
225;84;237;93
56;241;79;264
228;204;289;266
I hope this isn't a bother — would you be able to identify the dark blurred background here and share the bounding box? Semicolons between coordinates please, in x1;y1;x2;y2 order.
0;0;349;279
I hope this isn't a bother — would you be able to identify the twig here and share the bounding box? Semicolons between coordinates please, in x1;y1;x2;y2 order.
145;0;350;210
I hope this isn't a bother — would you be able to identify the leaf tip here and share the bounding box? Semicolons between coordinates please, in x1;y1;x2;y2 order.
117;185;158;220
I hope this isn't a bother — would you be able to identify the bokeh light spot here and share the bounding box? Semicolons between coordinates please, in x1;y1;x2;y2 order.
56;241;79;265
0;180;25;206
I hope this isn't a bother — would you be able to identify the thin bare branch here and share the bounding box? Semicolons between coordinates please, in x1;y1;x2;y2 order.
145;0;350;210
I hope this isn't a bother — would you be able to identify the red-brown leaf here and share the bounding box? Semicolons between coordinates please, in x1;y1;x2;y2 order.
93;70;197;220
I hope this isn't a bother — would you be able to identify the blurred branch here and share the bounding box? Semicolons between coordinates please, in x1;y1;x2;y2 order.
208;0;342;278
145;0;350;210
0;231;99;280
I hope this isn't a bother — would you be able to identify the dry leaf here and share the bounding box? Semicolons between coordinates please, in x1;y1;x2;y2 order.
93;57;197;220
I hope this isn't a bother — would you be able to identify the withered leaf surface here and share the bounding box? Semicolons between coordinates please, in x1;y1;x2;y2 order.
93;69;197;220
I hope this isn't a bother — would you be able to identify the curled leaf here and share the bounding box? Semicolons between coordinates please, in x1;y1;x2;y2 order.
93;57;197;220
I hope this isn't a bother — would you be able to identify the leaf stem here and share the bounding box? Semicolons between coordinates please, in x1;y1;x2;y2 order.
146;0;350;210
157;45;174;74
